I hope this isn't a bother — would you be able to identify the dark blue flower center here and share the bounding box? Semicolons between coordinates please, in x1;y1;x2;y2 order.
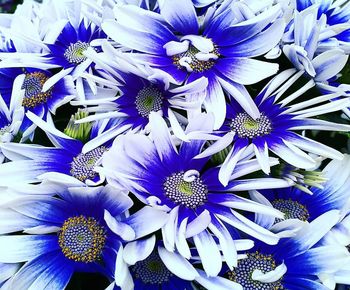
228;252;284;290
70;146;107;181
163;172;208;208
135;86;163;117
231;112;272;138
21;72;52;108
58;215;106;263
64;41;90;64
131;251;173;284
272;198;309;223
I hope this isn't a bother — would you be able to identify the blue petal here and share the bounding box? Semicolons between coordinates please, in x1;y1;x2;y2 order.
9;251;73;290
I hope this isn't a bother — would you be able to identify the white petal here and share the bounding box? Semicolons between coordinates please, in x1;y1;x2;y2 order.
253;142;270;174
104;210;135;241
193;230;222;276
158;246;198;280
195;270;243;290
252;262;287;282
123;235;156;265
186;210;211;238
125;206;169;239
194;132;234;159
149;112;178;160
175;218;191;259
115;246;134;290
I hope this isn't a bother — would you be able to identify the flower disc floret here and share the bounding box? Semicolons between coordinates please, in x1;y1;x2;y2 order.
131;250;173;284
164;171;208;208
21;72;52;108
231;113;272;139
58;215;106;263
228;252;284;290
135;86;163;117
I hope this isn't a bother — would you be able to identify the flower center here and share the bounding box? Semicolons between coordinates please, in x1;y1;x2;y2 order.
21;72;52;108
131;250;173;284
271;198;309;223
70;146;107;182
135;86;163;117
64;41;90;64
172;45;220;73
163;171;208;209
231;113;272;138
228;252;284;290
58;215;106;263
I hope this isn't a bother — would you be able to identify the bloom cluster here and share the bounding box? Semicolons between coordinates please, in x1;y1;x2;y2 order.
0;0;350;289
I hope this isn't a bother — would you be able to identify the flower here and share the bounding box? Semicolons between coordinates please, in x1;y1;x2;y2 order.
0;184;167;289
105;235;243;290
0;112;109;186
102;0;285;128
223;210;350;290
204;69;350;185
43;20;105;84
0;1;106;93
101;111;292;276
250;154;350;231
295;0;350;53
282;4;349;85
75;50;209;149
0;66;75;141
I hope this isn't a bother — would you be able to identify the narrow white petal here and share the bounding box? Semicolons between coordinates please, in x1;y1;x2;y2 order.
193;230;222;276
252;262;287;282
158;246;198;280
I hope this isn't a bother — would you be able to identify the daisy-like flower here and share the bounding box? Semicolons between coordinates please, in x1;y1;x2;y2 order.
295;0;350;53
320;212;350;289
203;69;350;186
0;66;75;141
0;0;105;92
243;155;350;241
105;235;243;290
282;4;349;88
0;111;111;186
102;0;285;128
223;210;350;290
101;111;292;276
42;19;105;87
74;49;209;150
0;185;167;289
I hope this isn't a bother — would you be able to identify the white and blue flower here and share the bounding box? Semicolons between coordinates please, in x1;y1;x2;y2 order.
0;112;110;186
295;0;350;53
203;69;350;185
101;111;293;276
0;184;167;290
105;235;243;290
282;4;349;88
223;210;350;290
102;0;285;128
73;50;208;149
